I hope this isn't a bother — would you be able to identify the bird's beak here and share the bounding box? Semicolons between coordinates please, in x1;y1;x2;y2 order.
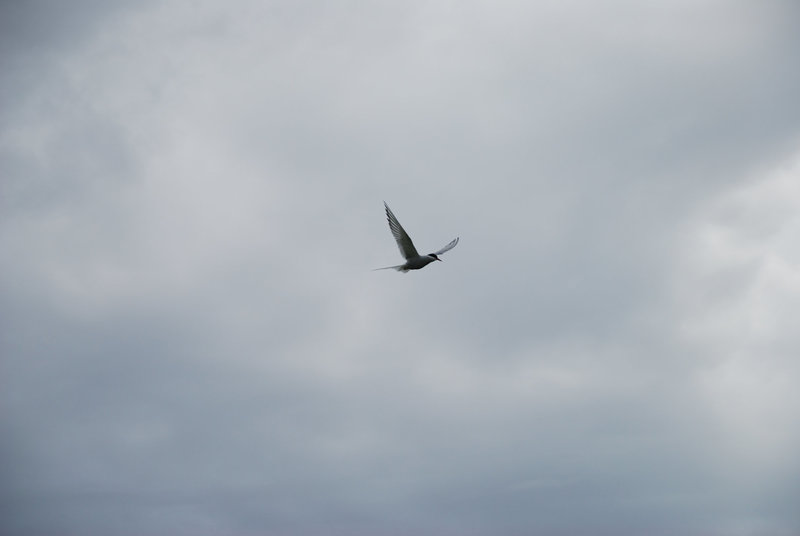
437;257;443;261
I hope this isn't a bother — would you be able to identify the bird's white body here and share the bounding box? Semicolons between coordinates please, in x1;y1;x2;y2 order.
384;254;438;272
376;202;459;272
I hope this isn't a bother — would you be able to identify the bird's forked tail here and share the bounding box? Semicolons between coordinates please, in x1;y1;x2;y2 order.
372;265;406;272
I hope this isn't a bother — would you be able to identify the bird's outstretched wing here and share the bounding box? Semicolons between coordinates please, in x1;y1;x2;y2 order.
433;237;459;256
385;202;419;260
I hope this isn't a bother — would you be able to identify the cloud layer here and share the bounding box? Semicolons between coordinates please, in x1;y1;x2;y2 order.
2;1;799;535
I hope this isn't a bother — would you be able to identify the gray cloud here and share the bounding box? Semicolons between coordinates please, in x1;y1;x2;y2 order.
2;1;799;535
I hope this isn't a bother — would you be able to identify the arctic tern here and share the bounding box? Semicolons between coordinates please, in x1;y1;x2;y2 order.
375;201;459;272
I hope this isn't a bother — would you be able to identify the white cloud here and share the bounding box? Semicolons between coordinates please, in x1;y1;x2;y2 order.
675;154;800;490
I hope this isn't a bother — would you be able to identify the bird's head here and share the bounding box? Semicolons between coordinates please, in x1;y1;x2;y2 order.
429;254;442;262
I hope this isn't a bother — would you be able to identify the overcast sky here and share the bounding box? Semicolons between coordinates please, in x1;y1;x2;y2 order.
2;1;800;535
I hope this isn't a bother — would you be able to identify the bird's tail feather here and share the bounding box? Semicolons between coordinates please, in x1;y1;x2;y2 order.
372;265;404;271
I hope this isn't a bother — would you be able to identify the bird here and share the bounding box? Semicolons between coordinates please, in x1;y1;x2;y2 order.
375;201;459;272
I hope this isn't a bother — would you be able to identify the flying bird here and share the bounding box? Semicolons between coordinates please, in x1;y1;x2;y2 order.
375;202;459;272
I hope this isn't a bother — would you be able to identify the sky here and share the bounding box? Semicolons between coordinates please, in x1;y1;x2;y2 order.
1;1;800;535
